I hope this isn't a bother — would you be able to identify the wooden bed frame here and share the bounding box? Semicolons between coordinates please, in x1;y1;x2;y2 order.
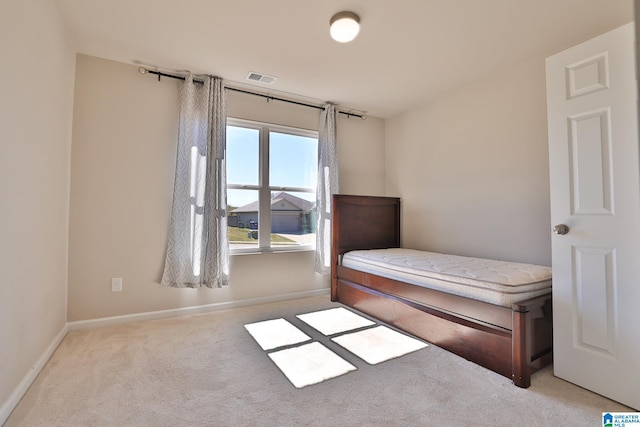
330;194;553;388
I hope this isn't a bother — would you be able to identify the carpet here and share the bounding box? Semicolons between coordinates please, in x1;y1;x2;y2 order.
245;308;429;389
296;307;375;335
7;295;631;427
332;325;428;365
244;318;311;350
267;341;357;388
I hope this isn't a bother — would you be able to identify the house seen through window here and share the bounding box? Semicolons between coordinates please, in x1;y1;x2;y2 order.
226;118;318;252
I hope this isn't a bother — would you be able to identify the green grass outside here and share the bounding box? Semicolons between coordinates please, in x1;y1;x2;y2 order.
228;227;295;243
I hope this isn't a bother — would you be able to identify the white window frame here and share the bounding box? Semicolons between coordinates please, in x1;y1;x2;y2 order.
227;117;318;254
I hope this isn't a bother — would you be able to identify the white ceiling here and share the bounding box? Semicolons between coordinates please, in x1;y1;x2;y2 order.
53;0;634;118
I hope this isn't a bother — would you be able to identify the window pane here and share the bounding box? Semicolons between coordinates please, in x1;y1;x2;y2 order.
227;126;259;186
226;121;318;252
269;132;317;189
227;189;259;250
270;191;316;248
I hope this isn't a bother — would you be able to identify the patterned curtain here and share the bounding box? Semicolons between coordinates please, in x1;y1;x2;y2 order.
315;103;339;275
161;75;229;288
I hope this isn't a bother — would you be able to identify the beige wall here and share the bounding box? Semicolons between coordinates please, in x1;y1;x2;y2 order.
0;0;75;417
385;58;552;266
67;55;385;321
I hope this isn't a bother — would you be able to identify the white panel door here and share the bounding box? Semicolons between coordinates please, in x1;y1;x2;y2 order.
546;22;639;410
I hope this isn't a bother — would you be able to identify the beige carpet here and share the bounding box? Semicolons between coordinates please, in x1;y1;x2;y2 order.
246;307;425;388
5;295;634;426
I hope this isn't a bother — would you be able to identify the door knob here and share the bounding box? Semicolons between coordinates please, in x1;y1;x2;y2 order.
553;224;569;235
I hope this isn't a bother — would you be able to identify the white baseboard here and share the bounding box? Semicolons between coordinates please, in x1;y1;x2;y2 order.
68;287;330;331
0;323;68;426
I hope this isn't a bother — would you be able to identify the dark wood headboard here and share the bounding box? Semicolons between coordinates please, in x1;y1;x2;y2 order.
331;194;401;300
331;194;401;262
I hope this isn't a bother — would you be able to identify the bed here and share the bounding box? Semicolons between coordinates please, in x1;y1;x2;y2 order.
330;194;553;388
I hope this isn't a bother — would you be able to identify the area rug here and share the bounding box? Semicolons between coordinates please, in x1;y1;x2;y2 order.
268;341;357;388
244;318;311;350
332;325;428;364
296;307;375;335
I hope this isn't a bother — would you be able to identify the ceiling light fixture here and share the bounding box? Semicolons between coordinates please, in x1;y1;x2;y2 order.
329;11;360;43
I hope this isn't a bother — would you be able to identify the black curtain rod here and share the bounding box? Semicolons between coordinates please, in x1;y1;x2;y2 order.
139;68;366;119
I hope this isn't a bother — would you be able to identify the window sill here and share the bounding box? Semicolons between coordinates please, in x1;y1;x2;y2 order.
230;246;315;256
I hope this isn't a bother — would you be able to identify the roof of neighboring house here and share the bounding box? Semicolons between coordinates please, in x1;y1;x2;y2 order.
231;192;315;213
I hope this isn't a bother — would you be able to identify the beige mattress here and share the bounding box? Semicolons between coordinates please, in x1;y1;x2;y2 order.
341;248;552;307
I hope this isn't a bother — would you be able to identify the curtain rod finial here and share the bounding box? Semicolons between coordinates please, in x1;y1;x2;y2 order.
138;67;147;75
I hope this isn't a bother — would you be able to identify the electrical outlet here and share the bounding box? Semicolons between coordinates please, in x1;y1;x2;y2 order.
111;277;123;292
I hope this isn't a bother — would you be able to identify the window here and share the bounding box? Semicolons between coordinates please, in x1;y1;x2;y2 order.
226;118;318;252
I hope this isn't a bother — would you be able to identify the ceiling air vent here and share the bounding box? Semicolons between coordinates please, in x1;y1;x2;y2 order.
246;71;277;84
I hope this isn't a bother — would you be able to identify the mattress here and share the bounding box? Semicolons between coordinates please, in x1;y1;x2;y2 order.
341;248;552;307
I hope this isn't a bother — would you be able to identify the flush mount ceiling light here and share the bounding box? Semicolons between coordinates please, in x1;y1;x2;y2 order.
330;11;360;43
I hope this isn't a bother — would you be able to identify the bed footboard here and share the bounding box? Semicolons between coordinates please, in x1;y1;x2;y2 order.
512;295;553;387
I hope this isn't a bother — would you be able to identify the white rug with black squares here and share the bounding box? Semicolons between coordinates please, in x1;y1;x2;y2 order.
244;306;428;388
